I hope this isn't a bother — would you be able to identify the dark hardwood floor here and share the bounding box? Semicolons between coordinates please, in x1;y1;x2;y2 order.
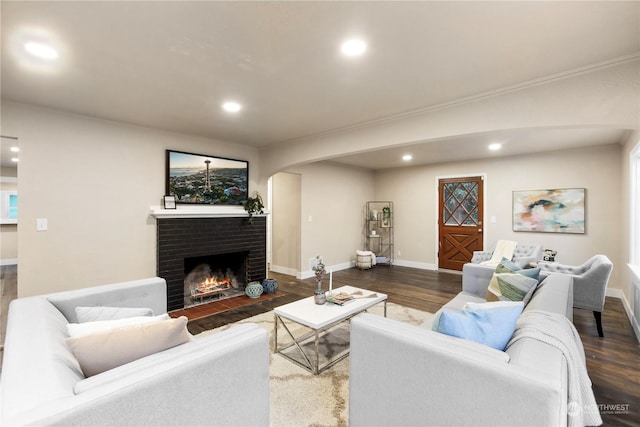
189;265;640;427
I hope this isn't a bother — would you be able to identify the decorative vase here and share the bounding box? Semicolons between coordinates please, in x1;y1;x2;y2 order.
245;282;264;299
314;280;326;305
262;278;279;294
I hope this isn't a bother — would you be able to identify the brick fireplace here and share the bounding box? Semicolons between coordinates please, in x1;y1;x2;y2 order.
155;211;266;312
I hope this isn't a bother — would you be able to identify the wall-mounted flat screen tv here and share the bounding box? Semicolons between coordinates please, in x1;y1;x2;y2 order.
166;150;248;205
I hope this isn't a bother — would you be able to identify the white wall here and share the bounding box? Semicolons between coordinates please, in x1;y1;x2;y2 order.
0;223;18;264
2;102;259;297
286;162;374;276
271;172;301;275
374;144;624;289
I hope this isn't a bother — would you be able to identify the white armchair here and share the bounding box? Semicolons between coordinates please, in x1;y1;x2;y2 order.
537;254;613;337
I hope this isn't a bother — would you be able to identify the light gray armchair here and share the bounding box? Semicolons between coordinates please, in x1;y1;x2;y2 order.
470;242;543;268
537;254;613;337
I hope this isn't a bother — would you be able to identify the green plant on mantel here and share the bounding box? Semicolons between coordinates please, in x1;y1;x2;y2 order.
243;192;264;224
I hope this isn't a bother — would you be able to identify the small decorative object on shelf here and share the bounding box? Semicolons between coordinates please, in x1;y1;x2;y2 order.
543;249;557;262
262;278;279;294
163;195;176;209
381;206;391;227
245;281;264;299
312;256;326;305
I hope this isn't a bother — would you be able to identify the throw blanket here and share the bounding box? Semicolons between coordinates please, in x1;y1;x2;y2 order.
480;240;517;267
506;311;602;427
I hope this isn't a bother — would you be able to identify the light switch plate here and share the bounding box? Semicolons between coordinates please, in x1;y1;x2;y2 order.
36;218;48;231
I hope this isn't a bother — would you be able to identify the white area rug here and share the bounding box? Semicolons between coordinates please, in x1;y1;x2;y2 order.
198;302;432;427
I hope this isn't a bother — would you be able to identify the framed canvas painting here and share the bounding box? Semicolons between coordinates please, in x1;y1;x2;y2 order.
166;150;248;205
513;188;585;233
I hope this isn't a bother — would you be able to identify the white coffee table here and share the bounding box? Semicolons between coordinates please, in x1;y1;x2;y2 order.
274;285;387;374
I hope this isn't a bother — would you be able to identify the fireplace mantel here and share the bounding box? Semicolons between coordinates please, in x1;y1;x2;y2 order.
150;205;269;219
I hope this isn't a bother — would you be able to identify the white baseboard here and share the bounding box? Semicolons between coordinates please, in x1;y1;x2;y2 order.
287;259;440;279
606;287;624;299
393;259;438;270
608;287;640;342
0;258;17;266
270;264;297;277
298;261;354;280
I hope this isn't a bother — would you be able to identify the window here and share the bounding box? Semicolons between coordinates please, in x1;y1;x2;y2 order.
8;193;17;219
0;191;17;222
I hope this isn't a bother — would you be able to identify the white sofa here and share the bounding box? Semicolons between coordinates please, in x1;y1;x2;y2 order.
1;277;270;426
349;273;585;426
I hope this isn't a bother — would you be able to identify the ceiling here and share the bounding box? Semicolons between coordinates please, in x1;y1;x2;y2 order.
1;1;639;169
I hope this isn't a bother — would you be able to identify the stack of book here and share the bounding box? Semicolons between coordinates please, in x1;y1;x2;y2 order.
326;292;355;305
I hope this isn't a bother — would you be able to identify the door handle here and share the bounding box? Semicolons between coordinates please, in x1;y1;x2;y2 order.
478;229;483;233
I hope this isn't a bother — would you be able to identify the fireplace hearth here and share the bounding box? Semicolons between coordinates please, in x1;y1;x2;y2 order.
156;215;266;311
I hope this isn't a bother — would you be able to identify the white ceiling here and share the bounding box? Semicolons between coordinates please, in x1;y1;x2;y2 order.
1;1;639;169
330;127;632;169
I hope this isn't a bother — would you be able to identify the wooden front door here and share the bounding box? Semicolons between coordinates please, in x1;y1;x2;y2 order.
438;176;484;271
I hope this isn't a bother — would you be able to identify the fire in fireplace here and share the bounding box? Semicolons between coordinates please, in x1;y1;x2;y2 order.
183;252;248;308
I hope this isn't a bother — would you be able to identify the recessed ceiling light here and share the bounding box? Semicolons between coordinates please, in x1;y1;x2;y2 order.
10;146;19;153
488;143;502;151
222;101;242;113
11;158;19;163
402;154;413;161
24;41;58;60
341;39;367;56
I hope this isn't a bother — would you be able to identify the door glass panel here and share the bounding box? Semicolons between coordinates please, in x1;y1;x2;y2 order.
443;181;480;226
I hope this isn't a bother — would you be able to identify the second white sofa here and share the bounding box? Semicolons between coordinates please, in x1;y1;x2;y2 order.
349;273;589;426
1;277;270;426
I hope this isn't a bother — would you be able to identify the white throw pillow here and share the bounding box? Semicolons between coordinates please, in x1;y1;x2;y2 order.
75;306;154;323
67;313;170;338
66;316;191;377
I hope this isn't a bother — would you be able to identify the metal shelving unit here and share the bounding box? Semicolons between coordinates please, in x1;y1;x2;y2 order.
364;201;394;265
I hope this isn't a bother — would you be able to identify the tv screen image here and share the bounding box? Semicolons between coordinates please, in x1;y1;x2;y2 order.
166;150;248;205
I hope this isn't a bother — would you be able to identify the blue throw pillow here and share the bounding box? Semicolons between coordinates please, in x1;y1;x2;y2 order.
433;301;524;350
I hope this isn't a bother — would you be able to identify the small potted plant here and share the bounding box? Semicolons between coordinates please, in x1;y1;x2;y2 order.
243;192;264;224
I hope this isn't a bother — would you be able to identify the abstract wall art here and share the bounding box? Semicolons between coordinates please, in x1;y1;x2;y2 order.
512;188;585;234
